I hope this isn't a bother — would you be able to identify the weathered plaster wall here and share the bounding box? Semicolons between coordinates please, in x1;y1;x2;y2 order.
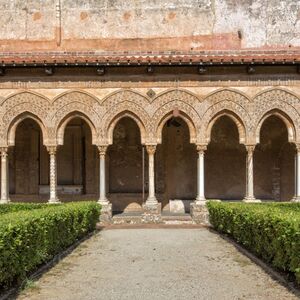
0;0;299;51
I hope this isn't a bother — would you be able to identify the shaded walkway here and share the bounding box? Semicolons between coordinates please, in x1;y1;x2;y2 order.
18;228;297;300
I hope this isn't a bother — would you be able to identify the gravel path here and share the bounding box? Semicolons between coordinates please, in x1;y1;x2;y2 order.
18;228;298;300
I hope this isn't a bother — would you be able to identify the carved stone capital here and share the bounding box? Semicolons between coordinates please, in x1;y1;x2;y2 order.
196;145;207;154
295;143;300;153
98;145;108;156
245;145;256;154
47;146;58;155
0;147;8;157
146;145;156;155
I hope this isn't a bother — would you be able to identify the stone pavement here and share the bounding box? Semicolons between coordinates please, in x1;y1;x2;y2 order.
17;228;298;300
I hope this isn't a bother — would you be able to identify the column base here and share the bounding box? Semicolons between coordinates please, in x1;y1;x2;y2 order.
291;196;300;202
242;197;261;203
190;202;209;225
142;202;162;224
0;198;10;204
48;198;61;204
99;203;112;224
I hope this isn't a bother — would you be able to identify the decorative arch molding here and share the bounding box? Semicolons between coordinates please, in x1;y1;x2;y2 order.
151;89;200;110
200;100;251;144
252;88;300;143
205;110;247;144
254;109;297;144
101;89;150;108
52;90;101;107
202;88;251;107
101;101;150;144
0;90;51;108
106;112;147;145
56;112;98;145
153;101;200;144
253;88;300;104
6;111;49;146
1;102;50;145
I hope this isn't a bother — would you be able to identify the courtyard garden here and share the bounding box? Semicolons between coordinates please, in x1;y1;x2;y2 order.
0;201;101;290
207;201;300;284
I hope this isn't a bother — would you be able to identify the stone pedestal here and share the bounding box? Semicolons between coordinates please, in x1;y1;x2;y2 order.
99;203;112;224
190;202;209;225
142;202;162;224
242;198;261;203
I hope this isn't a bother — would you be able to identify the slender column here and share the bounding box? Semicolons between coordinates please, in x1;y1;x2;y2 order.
146;145;158;205
98;146;109;205
195;145;207;203
0;147;10;203
47;146;60;203
243;145;260;202
292;144;300;202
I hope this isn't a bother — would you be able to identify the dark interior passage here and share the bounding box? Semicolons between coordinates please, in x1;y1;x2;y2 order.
206;116;246;200
57;117;98;195
156;117;197;210
108;117;145;212
254;115;294;201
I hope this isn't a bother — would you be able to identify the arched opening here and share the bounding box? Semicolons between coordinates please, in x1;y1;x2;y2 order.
156;117;197;212
9;118;48;201
254;115;294;201
56;117;98;200
108;117;144;212
206;116;246;199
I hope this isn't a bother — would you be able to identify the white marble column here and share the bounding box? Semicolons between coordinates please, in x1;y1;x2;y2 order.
0;147;10;204
98;146;109;205
47;146;60;203
195;145;206;204
292;144;300;202
146;145;158;205
243;145;260;202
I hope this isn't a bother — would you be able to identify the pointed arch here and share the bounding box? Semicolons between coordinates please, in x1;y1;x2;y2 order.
255;109;296;144
7;112;48;146
155;109;198;144
56;111;98;145
101;101;150;144
206;110;247;144
106;111;147;145
252;88;300;143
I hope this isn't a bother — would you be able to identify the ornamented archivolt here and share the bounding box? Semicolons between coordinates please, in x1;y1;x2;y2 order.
0;88;299;146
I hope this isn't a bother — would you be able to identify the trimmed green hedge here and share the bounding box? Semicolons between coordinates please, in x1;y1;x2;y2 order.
0;201;101;288
0;203;47;215
207;201;300;283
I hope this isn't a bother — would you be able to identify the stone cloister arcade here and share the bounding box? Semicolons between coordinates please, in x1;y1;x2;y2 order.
0;88;300;222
